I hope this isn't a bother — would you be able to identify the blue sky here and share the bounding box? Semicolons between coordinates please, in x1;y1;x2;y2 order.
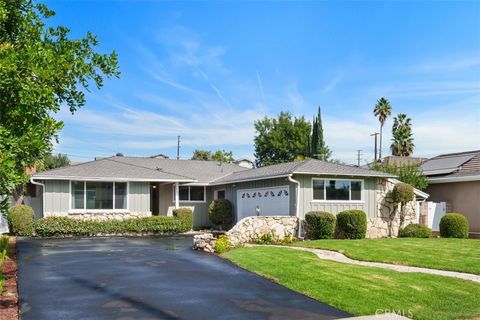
46;0;480;164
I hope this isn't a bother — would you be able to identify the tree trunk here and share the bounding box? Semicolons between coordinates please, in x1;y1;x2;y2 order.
12;185;24;205
379;124;383;160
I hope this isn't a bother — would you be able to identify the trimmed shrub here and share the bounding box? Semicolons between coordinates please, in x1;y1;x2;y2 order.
391;183;415;204
173;208;193;232
214;235;232;253
8;205;35;236
440;213;469;238
34;216;189;237
208;199;233;230
398;223;432;238
336;210;367;239
305;211;336;239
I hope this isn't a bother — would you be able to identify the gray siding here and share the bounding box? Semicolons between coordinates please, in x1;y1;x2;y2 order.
44;180;69;216
158;183;211;227
295;174;379;219
223;177;296;221
128;182;151;213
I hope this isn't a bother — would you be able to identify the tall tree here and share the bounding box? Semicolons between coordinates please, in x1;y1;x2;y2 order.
254;112;311;167
373;97;392;160
391;113;415;156
0;0;119;214
191;149;234;162
310;107;331;160
37;153;71;171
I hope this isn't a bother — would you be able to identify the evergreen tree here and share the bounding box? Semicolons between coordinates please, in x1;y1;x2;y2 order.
310;107;331;160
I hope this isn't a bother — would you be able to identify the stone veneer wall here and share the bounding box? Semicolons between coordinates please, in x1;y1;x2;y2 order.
226;216;299;246
67;211;151;221
193;216;300;252
367;179;418;238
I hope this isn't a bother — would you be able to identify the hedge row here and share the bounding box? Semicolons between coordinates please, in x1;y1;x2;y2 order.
8;205;193;237
305;210;367;239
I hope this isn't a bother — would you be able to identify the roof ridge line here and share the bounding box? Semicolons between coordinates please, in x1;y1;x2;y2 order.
106;158;196;181
33;156;115;175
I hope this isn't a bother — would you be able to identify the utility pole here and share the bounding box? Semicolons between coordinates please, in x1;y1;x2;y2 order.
370;132;379;162
176;135;180;160
356;150;362;167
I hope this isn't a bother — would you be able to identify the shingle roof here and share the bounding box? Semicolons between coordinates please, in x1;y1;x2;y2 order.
109;157;248;184
33;156;247;183
210;159;393;185
421;150;480;177
34;157;392;184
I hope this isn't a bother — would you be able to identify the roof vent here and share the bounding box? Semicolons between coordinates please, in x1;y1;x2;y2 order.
156;167;163;171
116;153;124;157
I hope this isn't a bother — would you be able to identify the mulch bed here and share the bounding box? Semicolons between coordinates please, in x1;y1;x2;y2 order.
0;237;19;320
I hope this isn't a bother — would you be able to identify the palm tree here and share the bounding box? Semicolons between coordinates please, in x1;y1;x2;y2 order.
373;97;392;160
391;113;414;156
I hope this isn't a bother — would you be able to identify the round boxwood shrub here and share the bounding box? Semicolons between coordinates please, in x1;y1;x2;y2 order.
398;223;432;238
208;199;233;230
173;208;193;232
305;211;336;239
8;204;35;236
336;210;367;239
439;213;469;238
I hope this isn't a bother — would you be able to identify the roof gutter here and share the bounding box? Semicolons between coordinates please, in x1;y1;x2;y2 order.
31;176;196;183
30;177;45;217
288;174;302;239
209;174;291;186
428;175;480;184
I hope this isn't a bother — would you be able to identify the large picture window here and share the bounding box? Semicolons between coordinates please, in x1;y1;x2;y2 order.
173;185;206;202
312;179;363;201
71;181;127;210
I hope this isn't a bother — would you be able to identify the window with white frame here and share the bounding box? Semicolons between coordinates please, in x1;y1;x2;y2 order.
71;181;127;210
312;179;362;201
215;189;226;200
174;186;206;202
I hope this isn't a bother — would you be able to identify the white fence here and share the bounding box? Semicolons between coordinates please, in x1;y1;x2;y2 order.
421;201;446;232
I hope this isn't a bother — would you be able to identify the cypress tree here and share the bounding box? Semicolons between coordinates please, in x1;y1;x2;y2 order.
311;107;331;160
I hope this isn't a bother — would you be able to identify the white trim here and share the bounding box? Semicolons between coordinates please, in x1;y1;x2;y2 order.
311;177;364;202
33;176;195;183
427;175;480;184
29;178;45;217
208;174;291;186
69;180;130;212
172;185;207;203
293;171;394;178
214;189;226;200
388;178;429;199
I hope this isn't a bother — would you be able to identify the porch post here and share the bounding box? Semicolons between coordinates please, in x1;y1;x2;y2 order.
175;182;180;209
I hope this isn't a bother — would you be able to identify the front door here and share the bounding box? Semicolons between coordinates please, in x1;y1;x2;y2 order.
150;183;160;215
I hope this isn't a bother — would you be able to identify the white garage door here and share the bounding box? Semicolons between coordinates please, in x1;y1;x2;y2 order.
236;186;290;221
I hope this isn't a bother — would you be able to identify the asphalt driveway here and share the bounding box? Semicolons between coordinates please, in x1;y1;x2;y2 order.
17;236;351;320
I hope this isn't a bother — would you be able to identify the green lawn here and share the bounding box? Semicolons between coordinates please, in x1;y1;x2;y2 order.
293;238;480;275
223;246;480;320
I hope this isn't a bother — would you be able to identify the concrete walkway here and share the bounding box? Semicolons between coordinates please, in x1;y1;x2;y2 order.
248;244;480;283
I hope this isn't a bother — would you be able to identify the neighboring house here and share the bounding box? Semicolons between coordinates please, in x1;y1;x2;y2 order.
421;150;480;237
381;155;428;166
29;156;428;237
233;158;255;169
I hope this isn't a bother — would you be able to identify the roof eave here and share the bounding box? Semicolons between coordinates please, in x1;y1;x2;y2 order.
208;174;291;186
293;171;395;178
427;175;480;184
31;175;196;183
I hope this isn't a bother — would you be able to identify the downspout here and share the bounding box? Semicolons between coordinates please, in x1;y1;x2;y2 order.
288;174;302;238
30;177;45;218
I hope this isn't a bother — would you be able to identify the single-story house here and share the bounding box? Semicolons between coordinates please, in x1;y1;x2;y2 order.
421;150;480;238
28;156;428;237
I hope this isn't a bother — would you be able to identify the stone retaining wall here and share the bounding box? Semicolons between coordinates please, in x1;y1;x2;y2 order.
227;216;299;246
367;179;418;238
67;211;151;221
